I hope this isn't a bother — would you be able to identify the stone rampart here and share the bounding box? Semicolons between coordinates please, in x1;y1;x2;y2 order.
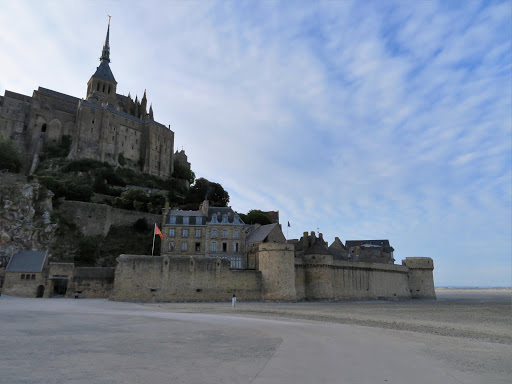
257;243;296;301
71;267;115;298
58;201;161;237
295;258;415;300
111;255;262;302
402;257;436;299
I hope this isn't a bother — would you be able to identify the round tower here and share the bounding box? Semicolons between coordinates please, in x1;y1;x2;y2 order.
257;243;296;301
302;232;334;300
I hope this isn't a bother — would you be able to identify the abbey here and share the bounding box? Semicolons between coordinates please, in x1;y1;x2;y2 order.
0;21;175;178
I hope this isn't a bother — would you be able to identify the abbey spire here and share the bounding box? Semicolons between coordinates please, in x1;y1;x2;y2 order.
86;17;117;105
100;17;111;63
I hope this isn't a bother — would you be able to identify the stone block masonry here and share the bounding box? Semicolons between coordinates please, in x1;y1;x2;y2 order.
58;200;161;237
111;255;262;302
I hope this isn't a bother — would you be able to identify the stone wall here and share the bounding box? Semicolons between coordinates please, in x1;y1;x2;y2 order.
403;257;436;299
111;255;262;302
71;267;115;298
3;272;46;297
58;200;161;237
258;243;296;301
294;258;423;301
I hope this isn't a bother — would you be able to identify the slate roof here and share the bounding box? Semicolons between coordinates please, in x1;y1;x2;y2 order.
6;251;47;273
91;60;117;83
345;240;391;248
246;223;279;243
38;87;80;104
207;206;244;224
5;90;32;102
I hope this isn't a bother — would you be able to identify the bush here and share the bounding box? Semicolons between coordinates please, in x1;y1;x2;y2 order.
39;135;72;161
61;159;105;173
133;218;149;232
0;139;22;173
118;153;126;166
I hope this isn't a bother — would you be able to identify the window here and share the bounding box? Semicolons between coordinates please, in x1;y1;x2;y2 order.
195;217;202;225
195;242;201;252
211;241;216;252
182;229;188;238
222;242;227;252
211;229;217;238
103;84;106;92
97;83;100;91
169;229;175;237
230;257;243;270
183;217;189;225
222;230;228;239
168;241;174;251
170;216;176;224
233;242;239;252
20;274;25;280
222;216;228;223
108;85;111;94
31;274;36;280
211;215;218;224
195;229;201;238
41;124;47;133
234;230;239;239
181;242;188;251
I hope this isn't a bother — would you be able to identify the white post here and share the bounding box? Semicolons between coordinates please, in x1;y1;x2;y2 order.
151;223;156;256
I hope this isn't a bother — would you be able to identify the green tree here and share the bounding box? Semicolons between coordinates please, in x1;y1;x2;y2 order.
185;178;229;207
243;210;272;225
0;139;22;173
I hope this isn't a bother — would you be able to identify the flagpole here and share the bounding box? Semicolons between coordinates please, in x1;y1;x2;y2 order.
151;223;156;256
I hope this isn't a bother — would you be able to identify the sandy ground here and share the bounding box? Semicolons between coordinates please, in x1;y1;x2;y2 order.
1;289;510;384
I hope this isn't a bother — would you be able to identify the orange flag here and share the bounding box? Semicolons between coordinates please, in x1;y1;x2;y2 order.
155;224;164;240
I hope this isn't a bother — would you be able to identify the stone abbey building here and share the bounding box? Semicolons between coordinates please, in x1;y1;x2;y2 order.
0;21;176;178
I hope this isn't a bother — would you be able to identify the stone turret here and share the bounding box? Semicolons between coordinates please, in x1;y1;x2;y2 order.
402;257;436;299
301;231;333;300
257;243;296;301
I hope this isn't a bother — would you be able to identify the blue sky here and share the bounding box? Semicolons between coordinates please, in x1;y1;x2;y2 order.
0;0;510;286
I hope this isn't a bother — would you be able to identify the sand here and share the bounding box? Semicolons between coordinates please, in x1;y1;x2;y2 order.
1;288;510;383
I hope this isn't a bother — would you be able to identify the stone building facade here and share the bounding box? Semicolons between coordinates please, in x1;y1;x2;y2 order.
161;200;246;269
0;20;177;179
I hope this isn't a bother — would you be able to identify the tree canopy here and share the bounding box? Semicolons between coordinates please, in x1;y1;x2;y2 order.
239;210;272;225
185;177;229;207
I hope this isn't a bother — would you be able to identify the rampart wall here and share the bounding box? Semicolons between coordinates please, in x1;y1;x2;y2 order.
111;255;262;302
58;201;161;237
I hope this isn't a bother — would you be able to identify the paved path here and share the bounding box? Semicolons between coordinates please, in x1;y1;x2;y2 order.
0;296;491;384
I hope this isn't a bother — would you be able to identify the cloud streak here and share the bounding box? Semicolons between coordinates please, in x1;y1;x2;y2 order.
0;0;510;286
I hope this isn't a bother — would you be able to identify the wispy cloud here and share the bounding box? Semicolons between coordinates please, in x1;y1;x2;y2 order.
0;0;510;286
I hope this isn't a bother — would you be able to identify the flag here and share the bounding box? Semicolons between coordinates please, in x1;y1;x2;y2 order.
155;224;164;240
288;221;291;227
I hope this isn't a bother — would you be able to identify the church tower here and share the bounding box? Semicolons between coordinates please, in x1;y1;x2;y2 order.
86;18;118;106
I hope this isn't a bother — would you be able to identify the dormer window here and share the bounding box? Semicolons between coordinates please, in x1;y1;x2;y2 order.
170;216;176;224
222;216;228;224
211;215;218;224
195;217;202;225
183;217;189;225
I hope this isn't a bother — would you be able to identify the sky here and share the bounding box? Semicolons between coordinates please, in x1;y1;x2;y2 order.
0;0;510;287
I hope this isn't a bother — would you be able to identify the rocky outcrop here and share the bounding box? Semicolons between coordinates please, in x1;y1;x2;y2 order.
0;173;57;262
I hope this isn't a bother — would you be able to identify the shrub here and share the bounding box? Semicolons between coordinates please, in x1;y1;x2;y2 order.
0;139;22;173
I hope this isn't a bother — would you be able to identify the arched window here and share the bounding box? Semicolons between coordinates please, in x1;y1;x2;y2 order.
102;84;106;92
108;85;111;94
41;124;47;133
97;83;100;91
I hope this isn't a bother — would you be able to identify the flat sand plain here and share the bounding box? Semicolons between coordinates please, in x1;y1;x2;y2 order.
1;289;510;383
146;288;512;382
